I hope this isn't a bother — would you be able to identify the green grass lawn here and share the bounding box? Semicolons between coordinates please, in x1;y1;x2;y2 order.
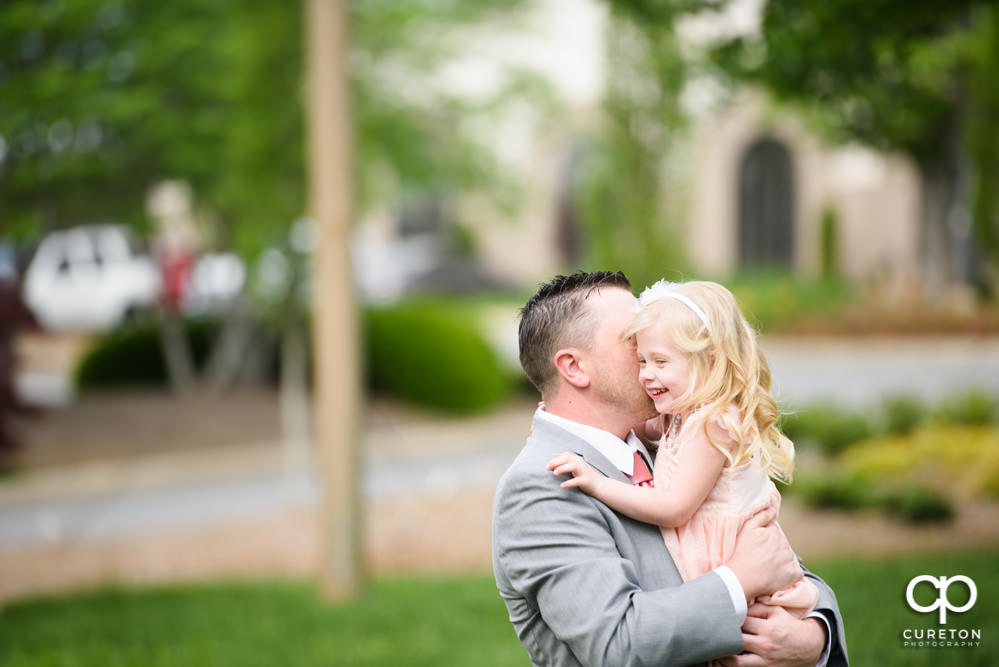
1;550;996;666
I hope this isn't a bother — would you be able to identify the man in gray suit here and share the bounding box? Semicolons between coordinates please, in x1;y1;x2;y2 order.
493;271;847;666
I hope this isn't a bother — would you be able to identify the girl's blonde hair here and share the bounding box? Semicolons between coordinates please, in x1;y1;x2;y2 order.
625;280;795;482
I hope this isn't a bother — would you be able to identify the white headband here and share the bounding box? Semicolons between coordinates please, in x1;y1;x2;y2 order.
634;280;712;334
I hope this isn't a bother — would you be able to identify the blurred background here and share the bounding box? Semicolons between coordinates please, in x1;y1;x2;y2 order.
1;0;998;665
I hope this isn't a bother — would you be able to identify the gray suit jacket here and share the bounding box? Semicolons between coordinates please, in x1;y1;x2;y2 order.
492;415;848;666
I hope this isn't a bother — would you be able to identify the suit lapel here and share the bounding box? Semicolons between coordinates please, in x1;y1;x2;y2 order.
531;417;632;484
529;415;683;585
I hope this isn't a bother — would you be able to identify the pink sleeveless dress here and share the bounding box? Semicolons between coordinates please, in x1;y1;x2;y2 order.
654;411;818;614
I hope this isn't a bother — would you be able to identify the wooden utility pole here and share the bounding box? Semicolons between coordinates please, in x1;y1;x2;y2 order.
305;0;363;599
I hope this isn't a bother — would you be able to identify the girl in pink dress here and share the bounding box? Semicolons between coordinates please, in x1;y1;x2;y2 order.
546;279;818;617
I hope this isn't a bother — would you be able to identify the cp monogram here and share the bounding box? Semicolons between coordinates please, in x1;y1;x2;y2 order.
906;575;977;624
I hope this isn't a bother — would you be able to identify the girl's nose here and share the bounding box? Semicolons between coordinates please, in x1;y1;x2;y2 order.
638;365;652;381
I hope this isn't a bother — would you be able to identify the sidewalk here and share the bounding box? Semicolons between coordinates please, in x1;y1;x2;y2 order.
0;392;534;603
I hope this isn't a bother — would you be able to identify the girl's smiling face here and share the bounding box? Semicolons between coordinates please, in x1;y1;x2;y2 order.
635;326;691;415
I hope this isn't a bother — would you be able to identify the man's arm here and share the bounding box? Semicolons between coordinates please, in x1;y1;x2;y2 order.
494;465;744;666
717;564;848;667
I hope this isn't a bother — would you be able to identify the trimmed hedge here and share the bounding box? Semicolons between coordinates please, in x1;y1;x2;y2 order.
74;319;221;389
781;390;999;456
363;303;514;413
783;422;999;523
75;303;517;414
786;473;956;524
780;405;874;456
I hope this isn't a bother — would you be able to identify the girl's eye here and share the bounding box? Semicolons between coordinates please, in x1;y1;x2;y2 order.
655;359;667;365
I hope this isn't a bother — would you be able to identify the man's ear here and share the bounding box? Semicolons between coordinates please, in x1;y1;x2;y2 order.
553;348;590;388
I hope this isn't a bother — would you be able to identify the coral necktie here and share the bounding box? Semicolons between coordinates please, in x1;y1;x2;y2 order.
628;450;655;488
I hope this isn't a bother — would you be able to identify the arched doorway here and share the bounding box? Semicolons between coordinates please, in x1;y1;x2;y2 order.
738;138;794;269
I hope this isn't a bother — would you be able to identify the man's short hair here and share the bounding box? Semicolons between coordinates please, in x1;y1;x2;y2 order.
518;270;631;396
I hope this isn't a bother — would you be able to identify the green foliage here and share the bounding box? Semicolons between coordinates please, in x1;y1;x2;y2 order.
711;0;999;287
879;395;927;436
571;13;689;289
791;473;877;511
791;472;955;524
879;485;956;523
819;206;840;280
967;7;999;282
783;394;998;520
841;424;999;501
726;273;853;332
74;319;221;389
73;298;519;414
607;0;999;291
784;390;998;456
781;404;873;457
0;0;540;258
364;301;515;413
0;576;527;667
934;389;998;425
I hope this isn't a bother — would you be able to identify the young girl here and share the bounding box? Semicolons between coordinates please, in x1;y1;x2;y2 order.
546;279;818;616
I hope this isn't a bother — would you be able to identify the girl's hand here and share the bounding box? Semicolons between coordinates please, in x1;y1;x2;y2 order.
546;452;603;495
638;414;665;448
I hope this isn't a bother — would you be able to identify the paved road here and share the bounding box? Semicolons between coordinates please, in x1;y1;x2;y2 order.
0;441;522;548
3;336;998;550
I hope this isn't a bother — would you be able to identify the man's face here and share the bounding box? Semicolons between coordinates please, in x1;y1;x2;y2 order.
583;288;656;421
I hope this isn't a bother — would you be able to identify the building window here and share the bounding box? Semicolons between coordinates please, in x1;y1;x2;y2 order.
738;137;794;269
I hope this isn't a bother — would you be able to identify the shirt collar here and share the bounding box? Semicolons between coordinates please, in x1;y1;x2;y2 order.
535;408;651;476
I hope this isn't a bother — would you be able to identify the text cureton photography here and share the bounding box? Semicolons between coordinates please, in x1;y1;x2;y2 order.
901;574;983;649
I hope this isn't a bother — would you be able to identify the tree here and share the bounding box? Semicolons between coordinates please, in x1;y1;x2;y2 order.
572;10;691;288
603;0;999;296
1;0;533;248
1;0;541;393
706;0;999;296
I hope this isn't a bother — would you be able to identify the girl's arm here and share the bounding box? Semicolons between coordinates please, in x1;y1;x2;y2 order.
545;423;731;528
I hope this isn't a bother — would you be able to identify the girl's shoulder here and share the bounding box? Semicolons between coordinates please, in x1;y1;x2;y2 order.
681;404;744;456
685;404;741;434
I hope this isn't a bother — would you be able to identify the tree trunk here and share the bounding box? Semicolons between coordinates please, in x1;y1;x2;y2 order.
918;99;982;301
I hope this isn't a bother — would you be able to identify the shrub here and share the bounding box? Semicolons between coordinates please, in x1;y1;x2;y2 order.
792;473;955;524
363;303;514;413
880;485;955;523
74;299;519;414
726;272;852;332
877;395;926;435
842;425;999;499
819;205;839;280
792;473;876;511
780;404;873;456
933;388;997;425
75;319;220;389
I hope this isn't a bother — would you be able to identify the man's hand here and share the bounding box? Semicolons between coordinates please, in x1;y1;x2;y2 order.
726;508;802;602
717;604;826;666
546;452;604;495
